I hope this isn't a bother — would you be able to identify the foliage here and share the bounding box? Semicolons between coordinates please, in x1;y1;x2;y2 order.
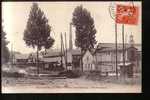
1;27;10;64
72;5;97;52
23;3;54;51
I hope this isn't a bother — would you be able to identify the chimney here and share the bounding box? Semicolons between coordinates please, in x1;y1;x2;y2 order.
69;22;73;50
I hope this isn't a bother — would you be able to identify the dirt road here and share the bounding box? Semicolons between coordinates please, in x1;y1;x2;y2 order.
2;77;141;93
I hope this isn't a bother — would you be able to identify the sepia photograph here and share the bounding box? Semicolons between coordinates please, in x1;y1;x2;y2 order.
1;1;141;93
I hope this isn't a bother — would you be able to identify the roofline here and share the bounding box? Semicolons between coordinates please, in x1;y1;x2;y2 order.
98;43;141;45
43;54;63;58
95;47;138;53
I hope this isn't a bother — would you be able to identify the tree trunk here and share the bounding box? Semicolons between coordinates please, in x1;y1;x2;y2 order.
81;50;84;72
37;46;39;75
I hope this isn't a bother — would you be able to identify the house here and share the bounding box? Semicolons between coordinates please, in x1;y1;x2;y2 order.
41;50;65;70
82;50;95;71
13;53;29;65
69;49;81;70
41;49;81;71
118;62;133;78
95;35;141;73
28;52;43;62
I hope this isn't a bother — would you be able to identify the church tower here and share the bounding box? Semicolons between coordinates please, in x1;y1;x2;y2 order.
129;34;135;47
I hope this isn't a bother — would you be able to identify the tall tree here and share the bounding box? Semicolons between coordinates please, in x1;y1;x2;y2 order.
1;27;10;64
72;5;97;71
72;5;97;53
23;3;54;74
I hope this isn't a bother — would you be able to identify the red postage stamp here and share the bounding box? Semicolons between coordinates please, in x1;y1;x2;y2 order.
116;4;139;25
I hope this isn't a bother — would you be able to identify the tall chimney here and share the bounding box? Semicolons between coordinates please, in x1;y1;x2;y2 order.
69;22;73;50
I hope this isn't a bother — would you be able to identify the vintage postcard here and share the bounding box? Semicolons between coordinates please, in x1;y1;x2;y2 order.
2;1;141;93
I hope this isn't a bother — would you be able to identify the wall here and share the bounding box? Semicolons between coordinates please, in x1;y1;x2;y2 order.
82;50;95;71
95;49;141;73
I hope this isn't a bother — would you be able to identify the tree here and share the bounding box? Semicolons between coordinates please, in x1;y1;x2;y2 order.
23;3;54;74
1;27;10;64
72;5;97;71
72;5;97;52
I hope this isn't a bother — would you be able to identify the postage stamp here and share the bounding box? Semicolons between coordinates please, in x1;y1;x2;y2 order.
116;4;139;25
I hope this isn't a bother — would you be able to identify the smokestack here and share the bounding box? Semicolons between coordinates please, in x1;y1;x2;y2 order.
69;22;73;50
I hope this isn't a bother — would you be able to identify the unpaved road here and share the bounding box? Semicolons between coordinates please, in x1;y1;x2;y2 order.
2;77;141;93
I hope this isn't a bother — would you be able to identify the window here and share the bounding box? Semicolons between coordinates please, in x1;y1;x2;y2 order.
88;64;90;70
87;56;89;62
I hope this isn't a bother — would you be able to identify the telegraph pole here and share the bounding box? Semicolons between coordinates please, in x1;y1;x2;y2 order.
37;45;39;75
65;32;67;70
122;24;126;78
60;33;63;68
61;33;65;70
108;3;118;79
11;43;13;67
125;34;127;61
115;23;118;79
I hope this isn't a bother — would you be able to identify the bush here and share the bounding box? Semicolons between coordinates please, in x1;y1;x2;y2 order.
85;70;101;80
58;70;80;78
2;71;25;77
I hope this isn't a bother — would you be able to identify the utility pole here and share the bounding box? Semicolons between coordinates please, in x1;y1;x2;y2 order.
122;24;126;78
65;32;67;70
115;23;118;79
125;34;127;61
61;33;65;70
37;45;39;75
11;43;13;67
60;33;63;68
108;3;118;79
62;34;65;69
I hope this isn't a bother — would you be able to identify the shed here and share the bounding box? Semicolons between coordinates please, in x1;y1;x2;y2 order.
118;62;133;78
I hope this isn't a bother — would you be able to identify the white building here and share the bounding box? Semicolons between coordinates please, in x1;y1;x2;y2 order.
82;50;95;71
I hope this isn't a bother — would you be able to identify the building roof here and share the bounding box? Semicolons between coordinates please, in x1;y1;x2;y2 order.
69;49;81;55
29;52;43;58
14;54;29;59
43;51;62;58
43;49;81;58
96;43;141;52
41;57;62;63
83;50;94;58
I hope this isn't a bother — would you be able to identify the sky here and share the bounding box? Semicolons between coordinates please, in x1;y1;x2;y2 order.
2;1;141;54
